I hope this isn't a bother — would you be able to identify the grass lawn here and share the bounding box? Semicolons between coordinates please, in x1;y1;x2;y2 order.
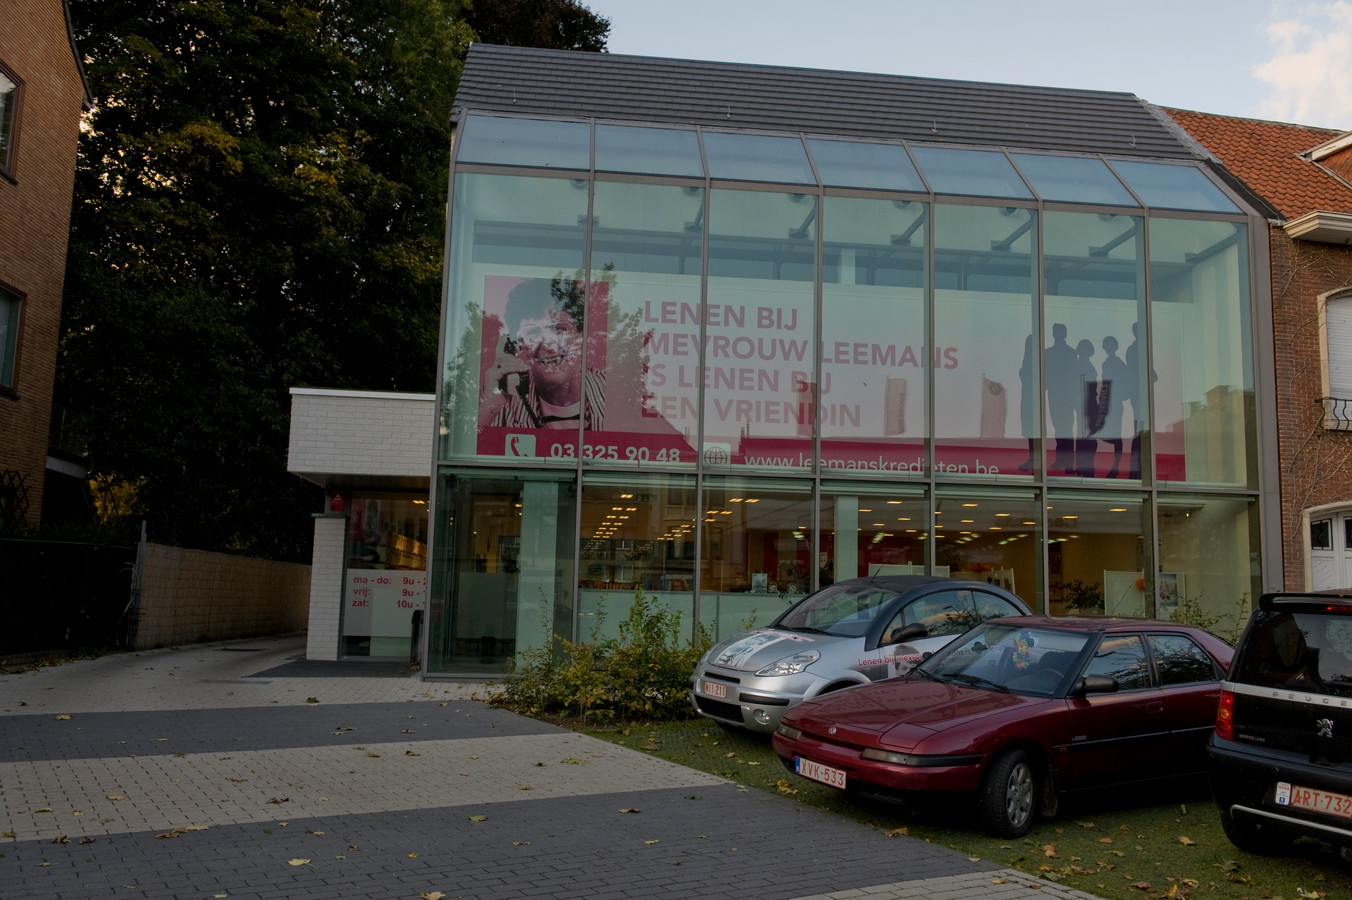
574;716;1350;900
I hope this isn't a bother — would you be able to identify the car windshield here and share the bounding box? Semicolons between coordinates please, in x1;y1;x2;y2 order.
1232;608;1352;696
919;622;1089;695
776;583;898;637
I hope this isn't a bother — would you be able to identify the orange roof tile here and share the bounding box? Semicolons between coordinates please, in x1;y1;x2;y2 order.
1166;108;1352;219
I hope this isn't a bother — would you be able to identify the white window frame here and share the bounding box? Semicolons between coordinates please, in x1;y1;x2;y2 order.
1318;289;1352;429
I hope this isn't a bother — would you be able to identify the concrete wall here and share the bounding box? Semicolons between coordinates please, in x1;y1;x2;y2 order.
135;543;310;650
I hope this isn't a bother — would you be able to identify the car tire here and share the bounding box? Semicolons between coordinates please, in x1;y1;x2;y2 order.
1218;809;1293;855
980;748;1038;837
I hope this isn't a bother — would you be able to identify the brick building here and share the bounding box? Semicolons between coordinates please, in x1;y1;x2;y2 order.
1167;109;1352;590
0;1;91;530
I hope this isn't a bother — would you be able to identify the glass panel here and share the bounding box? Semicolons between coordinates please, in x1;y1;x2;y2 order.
1110;160;1240;213
1149;218;1255;487
1010;153;1137;206
1345;517;1352;550
820;482;928;584
595;124;703;177
440;174;590;462
426;469;577;674
1157;493;1260;638
703;190;816;470
577;472;698;641
933;204;1037;476
455;114;590;170
698;476;813;640
340;494;429;657
586;182;702;468
0;69;15;171
1083;633;1150;687
1043;211;1146;481
908;146;1033;199
934;488;1043;612
702;132;816;185
821;196;927;472
1046;491;1151;617
1148;633;1220;685
806;139;924;192
0;287;17;388
1312;519;1332;550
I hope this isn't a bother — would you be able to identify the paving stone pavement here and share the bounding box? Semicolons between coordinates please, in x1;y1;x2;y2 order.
0;636;1102;899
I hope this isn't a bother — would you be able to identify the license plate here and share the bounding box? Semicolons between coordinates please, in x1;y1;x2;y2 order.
1276;782;1352;819
702;680;727;700
795;757;847;790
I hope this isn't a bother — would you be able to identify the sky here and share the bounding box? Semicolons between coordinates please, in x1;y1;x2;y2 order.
585;0;1352;131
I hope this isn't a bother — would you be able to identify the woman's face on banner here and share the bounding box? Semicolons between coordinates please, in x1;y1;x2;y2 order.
515;306;583;400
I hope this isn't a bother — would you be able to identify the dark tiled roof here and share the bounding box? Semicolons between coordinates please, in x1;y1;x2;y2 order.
454;45;1199;160
1166;108;1352;218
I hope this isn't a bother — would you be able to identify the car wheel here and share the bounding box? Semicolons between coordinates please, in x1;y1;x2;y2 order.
979;748;1037;837
1218;809;1293;855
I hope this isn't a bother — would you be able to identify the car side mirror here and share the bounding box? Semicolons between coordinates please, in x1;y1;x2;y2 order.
887;623;928;645
1074;674;1119;695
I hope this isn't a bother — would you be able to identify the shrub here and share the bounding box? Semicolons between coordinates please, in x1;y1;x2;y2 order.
498;588;712;723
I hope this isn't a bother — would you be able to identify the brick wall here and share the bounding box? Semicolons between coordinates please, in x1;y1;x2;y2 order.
1270;226;1352;587
0;4;87;527
135;543;311;649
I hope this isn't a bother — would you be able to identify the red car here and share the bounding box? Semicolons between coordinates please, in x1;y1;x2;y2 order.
771;616;1233;836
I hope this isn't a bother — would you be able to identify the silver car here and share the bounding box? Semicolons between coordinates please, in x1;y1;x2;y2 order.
690;575;1031;733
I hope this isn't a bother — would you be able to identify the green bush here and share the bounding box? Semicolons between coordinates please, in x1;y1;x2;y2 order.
498;589;711;723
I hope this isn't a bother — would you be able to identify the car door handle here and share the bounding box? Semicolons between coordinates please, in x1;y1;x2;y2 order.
1147;701;1164;713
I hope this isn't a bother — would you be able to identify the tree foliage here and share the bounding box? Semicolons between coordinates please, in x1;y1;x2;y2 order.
59;0;608;560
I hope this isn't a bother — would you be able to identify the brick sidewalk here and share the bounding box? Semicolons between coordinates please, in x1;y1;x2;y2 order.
0;637;1100;899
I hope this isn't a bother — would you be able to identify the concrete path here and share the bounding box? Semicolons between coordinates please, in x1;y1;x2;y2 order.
0;636;1101;899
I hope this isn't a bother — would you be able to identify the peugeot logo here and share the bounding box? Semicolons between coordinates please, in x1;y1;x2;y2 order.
1317;717;1335;740
828;726;837;735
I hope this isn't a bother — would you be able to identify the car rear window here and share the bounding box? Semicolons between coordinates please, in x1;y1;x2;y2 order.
1231;610;1352;696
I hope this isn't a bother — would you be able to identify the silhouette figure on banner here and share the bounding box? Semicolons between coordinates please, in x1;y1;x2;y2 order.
1123;323;1156;480
1017;334;1037;472
1098;335;1128;478
1044;323;1079;473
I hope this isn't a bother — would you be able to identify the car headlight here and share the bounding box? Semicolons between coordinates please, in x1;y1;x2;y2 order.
756;649;820;676
861;747;912;765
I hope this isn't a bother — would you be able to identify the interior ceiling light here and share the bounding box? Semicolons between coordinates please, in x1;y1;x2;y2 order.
887;500;903;505
1110;508;1127;513
963;503;979;507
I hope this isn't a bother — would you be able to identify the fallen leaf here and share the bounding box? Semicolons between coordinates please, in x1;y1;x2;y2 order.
403;729;415;734
1130;882;1152;891
1043;844;1058;857
992;878;1007;885
420;893;445;900
620;808;640;814
51;835;69;844
156;738;168;742
365;752;380;758
884;827;908;837
287;859;310;867
107;795;125;801
55;715;70;720
512;841;531;846
408;853;418;858
1179;836;1196;846
306;698;319;704
2;831;15;838
561;757;586;765
644;840;659;845
267;797;289;804
1098;837;1114;843
405;750;420;756
34;808;52;814
469;814;487;822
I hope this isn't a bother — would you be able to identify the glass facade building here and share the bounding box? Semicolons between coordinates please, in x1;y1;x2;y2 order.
426;53;1271;675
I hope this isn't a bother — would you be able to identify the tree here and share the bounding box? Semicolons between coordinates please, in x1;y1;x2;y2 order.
60;0;608;560
464;0;610;51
